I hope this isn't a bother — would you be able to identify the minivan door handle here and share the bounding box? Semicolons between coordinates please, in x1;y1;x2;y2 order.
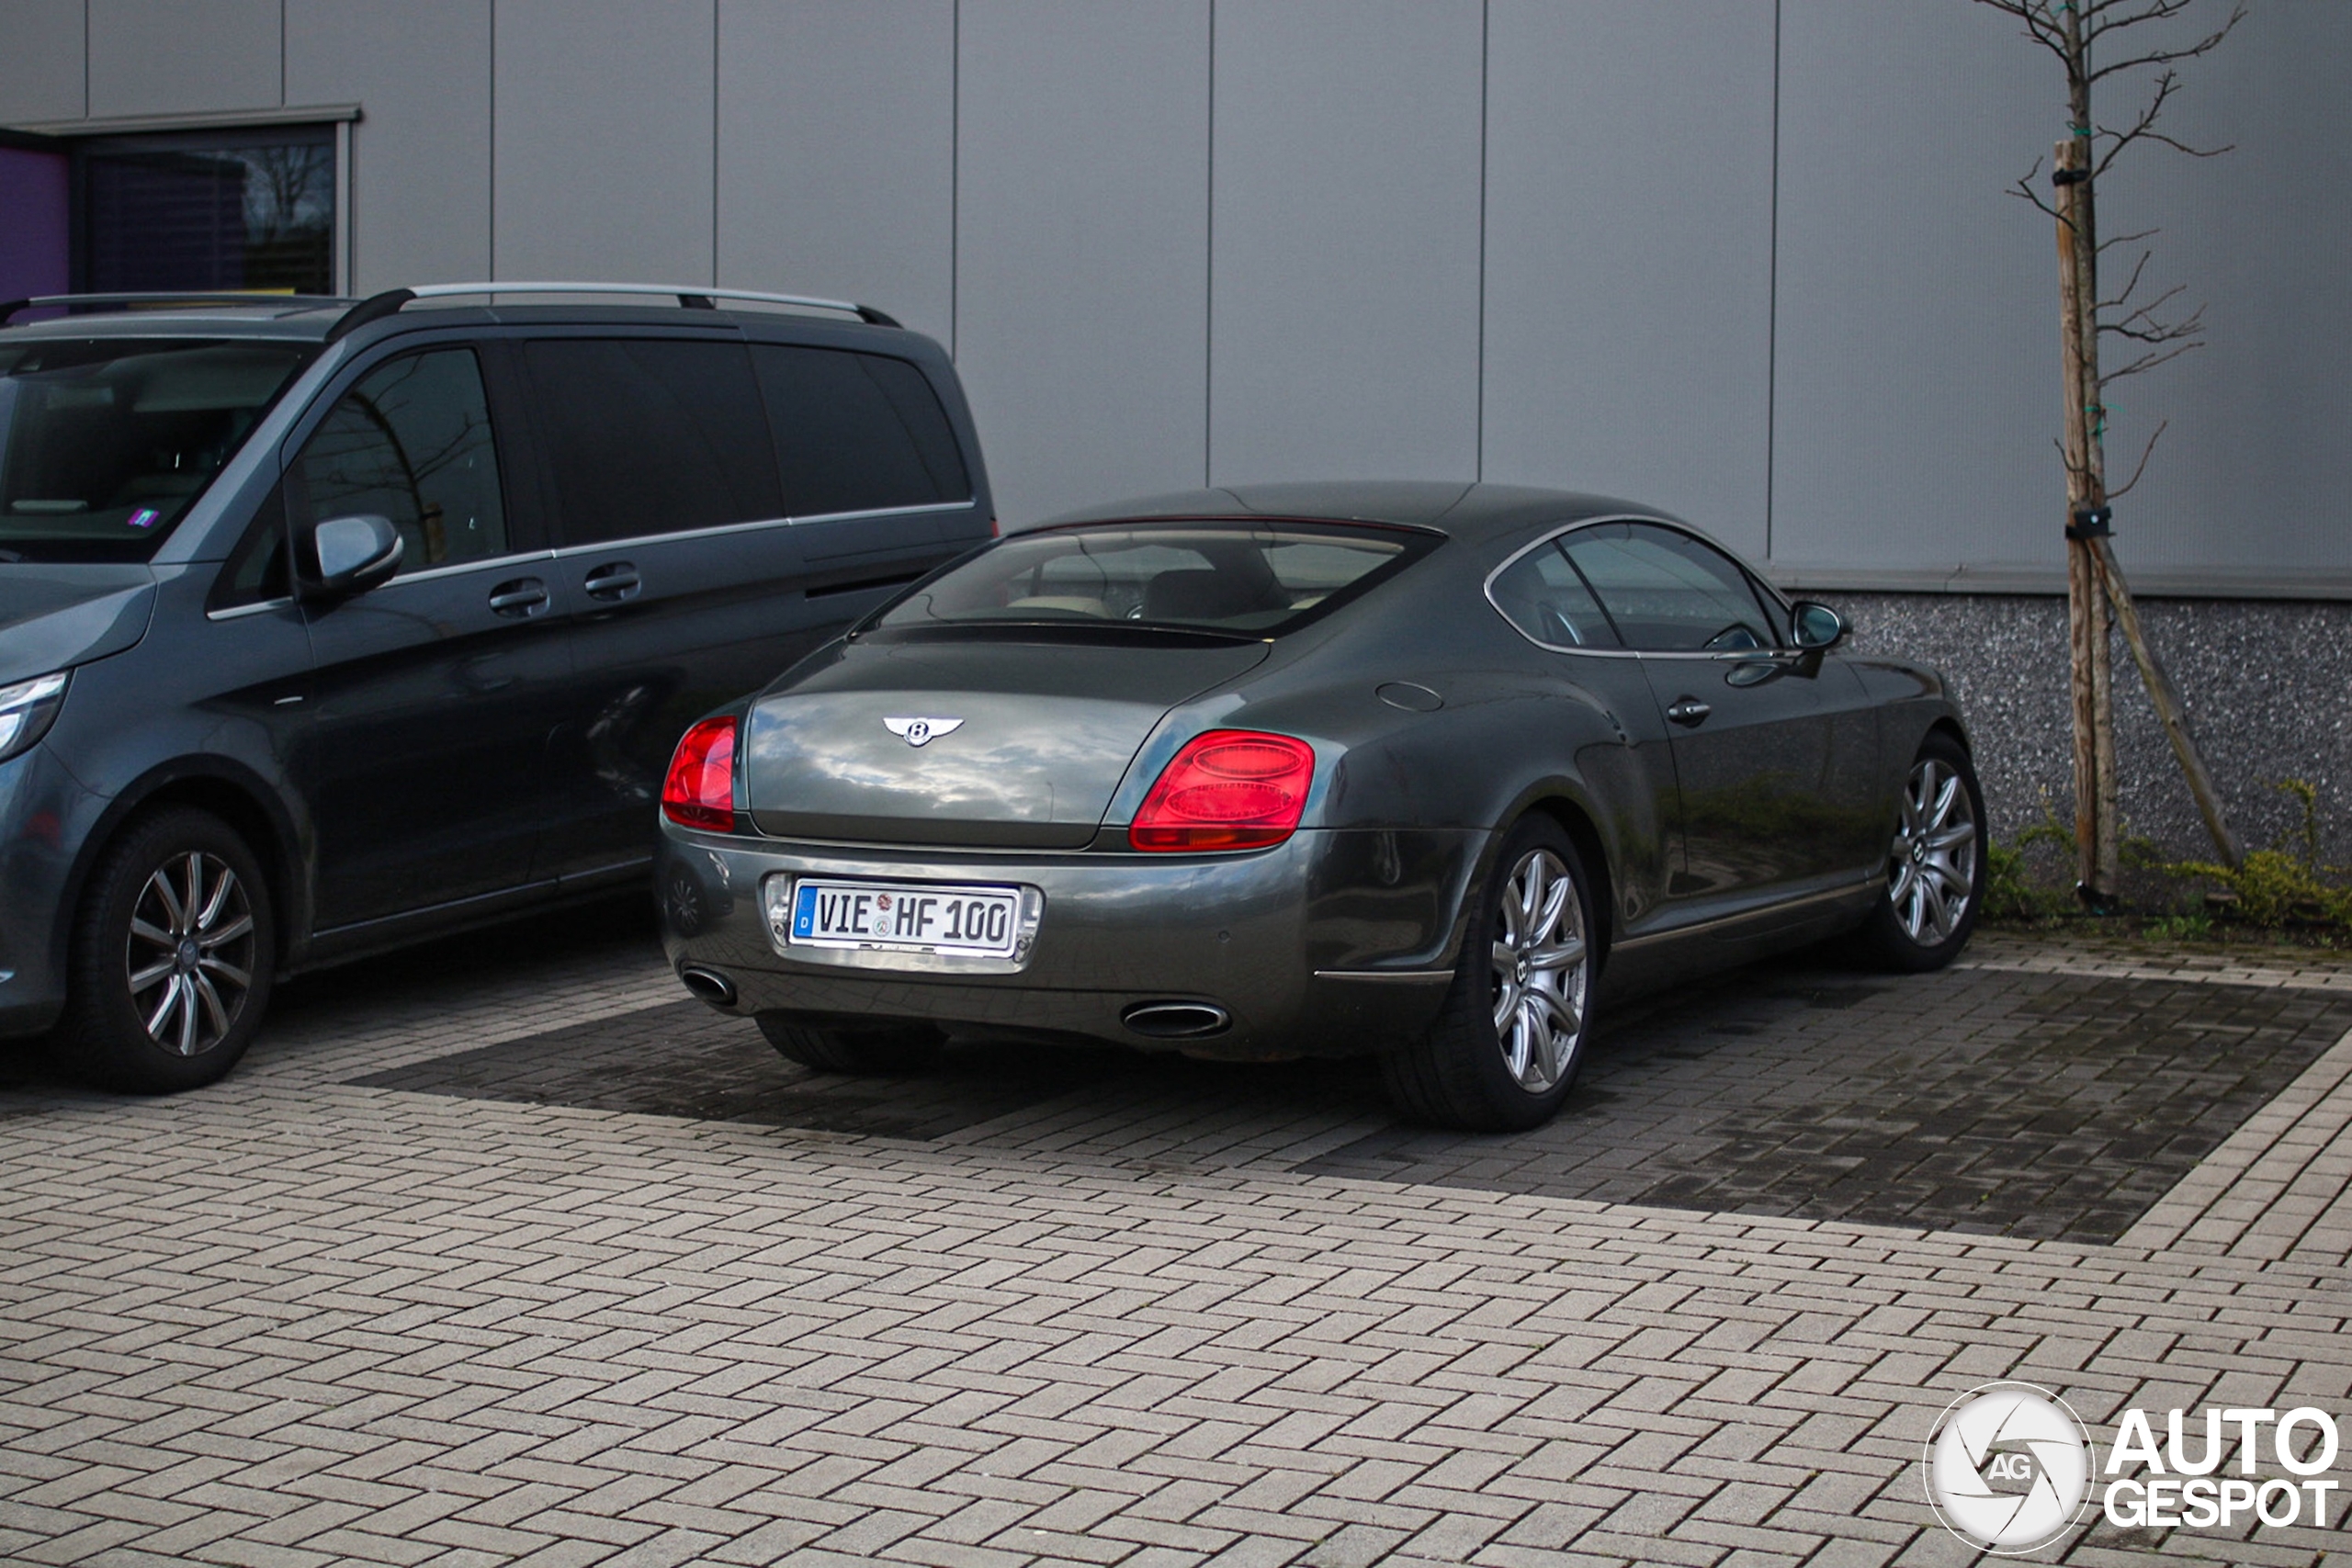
1666;697;1712;727
583;561;641;603
487;577;549;617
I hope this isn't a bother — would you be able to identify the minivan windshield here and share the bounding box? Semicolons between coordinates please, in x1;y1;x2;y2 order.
0;337;317;562
868;521;1438;640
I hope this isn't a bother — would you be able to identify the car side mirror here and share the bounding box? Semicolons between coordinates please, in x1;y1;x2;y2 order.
296;513;404;602
1789;600;1848;650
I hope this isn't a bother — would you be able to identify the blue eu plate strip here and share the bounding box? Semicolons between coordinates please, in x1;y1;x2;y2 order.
792;884;817;939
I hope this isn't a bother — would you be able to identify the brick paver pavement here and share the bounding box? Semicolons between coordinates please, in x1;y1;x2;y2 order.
4;910;2352;1567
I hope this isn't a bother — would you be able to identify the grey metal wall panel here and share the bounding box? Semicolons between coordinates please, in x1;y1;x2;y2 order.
1772;1;2057;574
956;0;1209;527
2098;2;2352;573
286;0;490;291
492;0;714;285
716;0;953;346
1209;0;1482;487
1480;0;1774;558
27;0;2341;586
87;0;280;118
0;0;88;123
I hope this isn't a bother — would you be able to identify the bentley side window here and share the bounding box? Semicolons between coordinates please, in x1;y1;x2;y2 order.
1488;541;1621;649
1741;566;1793;644
1559;523;1774;652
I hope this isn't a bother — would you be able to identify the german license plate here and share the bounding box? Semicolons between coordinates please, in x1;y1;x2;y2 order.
787;878;1023;959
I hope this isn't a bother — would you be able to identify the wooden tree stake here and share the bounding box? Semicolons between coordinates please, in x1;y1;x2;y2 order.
2093;541;2247;866
2053;137;2120;899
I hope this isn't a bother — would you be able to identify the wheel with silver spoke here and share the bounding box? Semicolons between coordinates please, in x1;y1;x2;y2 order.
61;808;275;1092
1488;846;1589;1094
1383;816;1598;1130
126;850;256;1056
1863;733;1985;971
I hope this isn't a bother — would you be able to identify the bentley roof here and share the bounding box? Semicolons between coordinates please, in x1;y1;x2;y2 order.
1038;481;1670;547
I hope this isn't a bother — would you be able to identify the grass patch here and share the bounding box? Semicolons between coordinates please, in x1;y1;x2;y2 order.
1983;780;2352;946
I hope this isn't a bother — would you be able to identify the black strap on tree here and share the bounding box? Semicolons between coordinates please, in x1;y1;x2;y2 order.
2065;505;2113;541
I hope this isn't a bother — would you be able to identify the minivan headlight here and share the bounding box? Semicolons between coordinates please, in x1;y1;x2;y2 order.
0;671;69;762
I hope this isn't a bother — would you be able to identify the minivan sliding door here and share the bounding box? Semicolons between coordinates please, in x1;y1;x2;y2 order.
519;334;805;882
520;334;985;883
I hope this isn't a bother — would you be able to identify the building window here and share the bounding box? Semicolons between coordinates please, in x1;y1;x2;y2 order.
76;125;338;296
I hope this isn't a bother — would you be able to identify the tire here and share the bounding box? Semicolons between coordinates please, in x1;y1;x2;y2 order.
1861;731;1986;972
1381;816;1598;1132
757;1013;944;1074
58;807;275;1093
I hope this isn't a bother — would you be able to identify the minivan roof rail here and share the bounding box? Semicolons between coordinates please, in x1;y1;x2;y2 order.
1;291;349;325
325;281;902;342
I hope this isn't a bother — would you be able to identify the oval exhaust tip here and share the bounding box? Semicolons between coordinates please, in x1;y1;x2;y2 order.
1122;1000;1231;1040
678;965;738;1008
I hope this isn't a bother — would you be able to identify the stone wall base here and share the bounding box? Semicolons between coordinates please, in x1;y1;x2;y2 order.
1815;592;2350;873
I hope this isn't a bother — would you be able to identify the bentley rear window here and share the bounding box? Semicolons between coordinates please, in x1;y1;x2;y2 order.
869;521;1437;638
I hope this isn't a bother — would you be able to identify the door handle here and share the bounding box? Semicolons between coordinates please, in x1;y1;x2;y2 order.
1666;697;1712;727
488;577;549;617
583;561;641;602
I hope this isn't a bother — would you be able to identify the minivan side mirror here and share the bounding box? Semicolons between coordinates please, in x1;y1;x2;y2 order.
296;513;404;602
1789;600;1848;650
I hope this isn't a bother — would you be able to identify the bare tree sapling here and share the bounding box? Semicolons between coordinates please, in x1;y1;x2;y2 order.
1969;0;2248;900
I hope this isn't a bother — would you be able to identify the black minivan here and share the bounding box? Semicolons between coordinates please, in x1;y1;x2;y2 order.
0;284;994;1091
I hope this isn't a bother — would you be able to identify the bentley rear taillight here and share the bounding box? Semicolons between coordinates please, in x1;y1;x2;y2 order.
662;716;738;832
1129;730;1315;852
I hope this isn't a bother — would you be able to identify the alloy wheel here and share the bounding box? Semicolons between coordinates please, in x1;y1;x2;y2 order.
125;851;255;1057
1488;846;1589;1092
1889;756;1978;945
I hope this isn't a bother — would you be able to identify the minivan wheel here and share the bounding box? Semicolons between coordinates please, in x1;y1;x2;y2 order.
1861;732;1985;972
1381;817;1597;1132
757;1013;944;1075
61;808;276;1093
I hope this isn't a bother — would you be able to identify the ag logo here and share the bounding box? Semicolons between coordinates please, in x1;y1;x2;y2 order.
1923;1382;2094;1553
1985;1453;2040;1483
884;716;964;748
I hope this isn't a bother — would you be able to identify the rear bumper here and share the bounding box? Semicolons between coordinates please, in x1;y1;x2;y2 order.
653;825;1487;1059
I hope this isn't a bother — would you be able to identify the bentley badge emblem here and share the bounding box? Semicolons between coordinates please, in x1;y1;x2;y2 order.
884;716;964;748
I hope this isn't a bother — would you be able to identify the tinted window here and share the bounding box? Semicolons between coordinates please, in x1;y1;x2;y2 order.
1489;541;1621;649
1558;523;1776;651
292;348;507;574
1743;570;1792;644
0;336;314;562
526;339;784;545
752;345;971;517
873;522;1430;637
211;481;290;608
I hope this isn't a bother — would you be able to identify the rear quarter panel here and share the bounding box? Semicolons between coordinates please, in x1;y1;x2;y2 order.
1103;558;1677;964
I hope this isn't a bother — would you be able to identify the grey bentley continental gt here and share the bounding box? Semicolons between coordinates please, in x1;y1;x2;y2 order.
653;482;1983;1131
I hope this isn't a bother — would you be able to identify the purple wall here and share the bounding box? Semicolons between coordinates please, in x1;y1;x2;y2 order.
0;145;71;304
